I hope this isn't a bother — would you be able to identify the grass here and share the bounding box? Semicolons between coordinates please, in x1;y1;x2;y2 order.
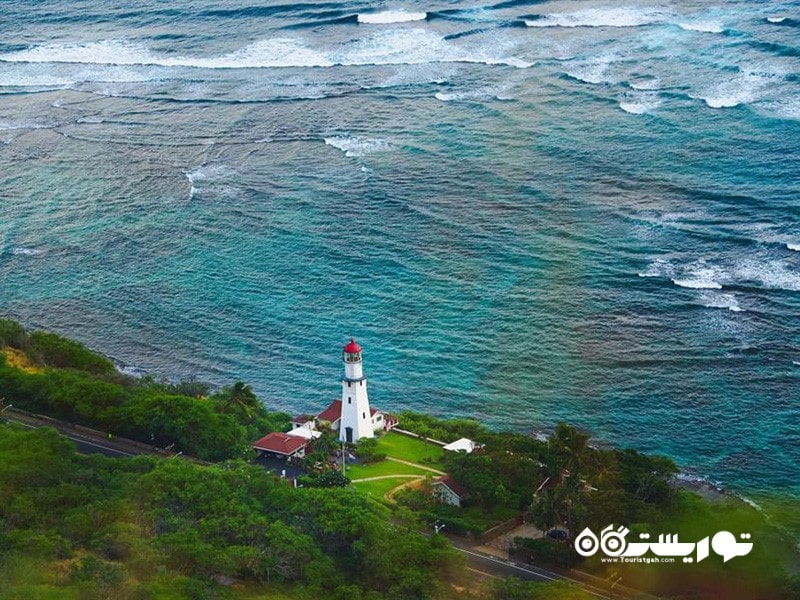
353;476;424;499
346;459;430;480
375;431;445;464
348;432;447;500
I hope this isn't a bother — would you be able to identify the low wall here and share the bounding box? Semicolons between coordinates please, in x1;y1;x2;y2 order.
391;427;447;447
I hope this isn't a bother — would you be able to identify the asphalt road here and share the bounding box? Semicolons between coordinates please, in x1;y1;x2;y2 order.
3;408;654;600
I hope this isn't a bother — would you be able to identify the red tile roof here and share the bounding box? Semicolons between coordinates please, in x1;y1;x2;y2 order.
317;399;342;423
252;432;308;456
369;407;379;416
291;414;314;424
435;474;467;497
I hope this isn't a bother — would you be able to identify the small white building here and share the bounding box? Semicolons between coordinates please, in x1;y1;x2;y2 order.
443;437;480;454
432;475;467;507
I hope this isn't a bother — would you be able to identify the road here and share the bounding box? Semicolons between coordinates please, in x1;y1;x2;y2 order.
2;407;177;460
447;536;659;600
2;407;655;600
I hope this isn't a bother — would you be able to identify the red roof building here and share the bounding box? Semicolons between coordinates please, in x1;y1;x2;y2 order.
432;475;467;507
317;399;343;424
252;432;309;459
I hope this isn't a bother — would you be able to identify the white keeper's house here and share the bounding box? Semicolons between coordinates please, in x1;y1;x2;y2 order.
252;339;398;460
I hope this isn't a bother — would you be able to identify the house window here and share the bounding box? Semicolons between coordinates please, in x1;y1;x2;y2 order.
376;415;382;421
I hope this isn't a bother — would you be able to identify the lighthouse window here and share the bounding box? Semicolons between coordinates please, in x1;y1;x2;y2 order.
347;381;351;388
347;397;351;404
360;381;363;386
362;412;366;419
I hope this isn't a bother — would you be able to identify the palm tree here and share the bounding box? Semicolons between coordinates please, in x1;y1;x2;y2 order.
222;382;259;422
549;423;591;475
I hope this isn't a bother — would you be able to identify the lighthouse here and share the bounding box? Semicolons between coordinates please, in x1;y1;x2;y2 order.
339;338;375;443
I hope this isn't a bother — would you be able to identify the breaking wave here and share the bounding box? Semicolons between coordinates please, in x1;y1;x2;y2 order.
357;11;427;24
0;33;531;70
677;21;724;34
324;136;392;157
700;292;743;312
673;278;722;290
525;7;671;28
619;92;661;114
9;247;44;257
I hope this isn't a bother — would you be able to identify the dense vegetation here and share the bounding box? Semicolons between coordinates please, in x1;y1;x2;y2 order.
0;423;468;600
1;319;798;599
0;319;290;460
396;414;800;600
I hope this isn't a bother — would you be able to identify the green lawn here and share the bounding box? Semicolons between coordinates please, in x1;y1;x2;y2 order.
353;476;422;499
375;431;445;464
346;459;430;480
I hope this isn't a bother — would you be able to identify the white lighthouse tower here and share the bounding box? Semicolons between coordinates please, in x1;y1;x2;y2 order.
339;338;374;444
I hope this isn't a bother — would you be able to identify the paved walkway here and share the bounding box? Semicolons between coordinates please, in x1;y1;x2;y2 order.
385;456;445;475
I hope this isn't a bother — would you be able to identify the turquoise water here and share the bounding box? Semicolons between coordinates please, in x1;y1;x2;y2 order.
0;1;799;505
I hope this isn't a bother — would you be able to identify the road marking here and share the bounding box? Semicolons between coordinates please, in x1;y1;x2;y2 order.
70;437;137;457
454;547;607;599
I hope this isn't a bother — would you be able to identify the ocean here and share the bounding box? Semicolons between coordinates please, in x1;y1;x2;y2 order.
0;0;798;520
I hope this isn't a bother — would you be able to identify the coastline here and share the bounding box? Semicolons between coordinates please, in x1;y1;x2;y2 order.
4;317;798;537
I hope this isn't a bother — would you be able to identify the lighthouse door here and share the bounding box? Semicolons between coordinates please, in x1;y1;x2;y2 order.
345;427;353;444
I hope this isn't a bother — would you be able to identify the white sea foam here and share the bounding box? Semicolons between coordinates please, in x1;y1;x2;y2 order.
435;86;511;102
184;164;235;198
696;71;773;110
678;21;723;33
357;11;427;24
704;97;740;108
673;279;722;289
638;258;673;278
619;92;661;114
0;121;54;131
0;32;531;71
767;17;786;24
10;247;43;256
117;364;146;378
324;136;392;157
648;254;800;293
787;243;800;251
629;77;661;90
525;7;671;28
700;292;743;312
565;56;618;84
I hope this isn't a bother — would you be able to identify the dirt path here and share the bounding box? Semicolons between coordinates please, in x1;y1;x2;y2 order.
384;477;426;502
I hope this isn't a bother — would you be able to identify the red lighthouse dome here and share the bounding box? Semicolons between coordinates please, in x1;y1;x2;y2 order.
343;338;362;354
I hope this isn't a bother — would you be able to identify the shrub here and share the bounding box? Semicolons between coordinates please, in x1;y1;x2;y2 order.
511;537;580;569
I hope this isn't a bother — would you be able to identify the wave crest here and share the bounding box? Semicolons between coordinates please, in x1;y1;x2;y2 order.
525;8;671;28
324;136;392;157
0;32;531;71
357;11;427;24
